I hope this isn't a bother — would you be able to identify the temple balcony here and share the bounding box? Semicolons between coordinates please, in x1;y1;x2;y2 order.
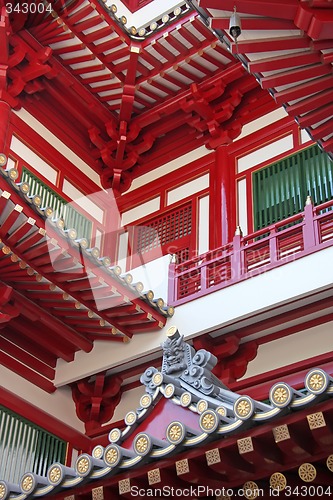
168;197;333;305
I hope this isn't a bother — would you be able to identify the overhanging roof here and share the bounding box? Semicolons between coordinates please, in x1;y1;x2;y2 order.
0;162;172;392
1;332;333;498
193;0;333;160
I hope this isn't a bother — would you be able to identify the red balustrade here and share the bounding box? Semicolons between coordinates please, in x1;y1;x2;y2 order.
168;199;333;305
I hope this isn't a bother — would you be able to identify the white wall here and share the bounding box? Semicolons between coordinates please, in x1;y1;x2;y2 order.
0;365;84;432
241;322;333;380
13;109;102;188
55;245;333;385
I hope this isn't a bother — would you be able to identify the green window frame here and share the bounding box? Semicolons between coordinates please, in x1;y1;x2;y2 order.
0;406;66;483
21;168;93;241
253;144;333;230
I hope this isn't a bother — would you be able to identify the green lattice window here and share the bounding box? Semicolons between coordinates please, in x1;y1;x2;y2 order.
21;168;93;241
0;406;66;483
253;144;333;230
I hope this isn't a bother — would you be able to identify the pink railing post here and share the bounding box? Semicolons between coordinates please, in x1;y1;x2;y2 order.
269;227;278;265
303;196;316;250
168;254;177;304
231;226;242;280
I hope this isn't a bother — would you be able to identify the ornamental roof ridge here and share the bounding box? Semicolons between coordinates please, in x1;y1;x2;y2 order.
0;327;332;498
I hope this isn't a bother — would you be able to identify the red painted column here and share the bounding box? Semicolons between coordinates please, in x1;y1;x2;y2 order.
210;145;235;247
0;100;11;152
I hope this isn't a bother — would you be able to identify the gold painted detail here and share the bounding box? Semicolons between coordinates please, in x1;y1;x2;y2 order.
271;384;290;407
307;412;326;430
76;456;90;476
119;478;131;495
48;465;62;484
109;428;121;443
216;406;227;417
197;399;208;414
306;369;327;393
104;446;119;466
164;384;174;398
167;422;183;444
237;437;254;454
200;410;217;432
235;397;253;419
21;474;34;493
273;425;290;443
0;153;8;166
93;446;104;459
180;392;191;407
206;448;220;466
298;463;317;482
216;495;232;500
148;468;161;485
175;459;189;475
242;481;260;500
326;454;333;472
270;472;287;491
140;394;152;408
134;434;150;455
0;483;7;499
152;372;163;386
92;486;104;500
125;411;136;425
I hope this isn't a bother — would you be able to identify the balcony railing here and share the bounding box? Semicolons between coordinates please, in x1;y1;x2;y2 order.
168;198;333;306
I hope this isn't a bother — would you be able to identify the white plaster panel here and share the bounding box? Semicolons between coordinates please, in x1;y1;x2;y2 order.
167;174;209;206
121;197;160;226
301;128;313;144
237;135;294;173
10;136;58;184
128;146;211;192
235;108;288;142
55;245;333;386
104;386;146;425
198;195;209;255
237;179;248;236
13;109;102;188
62;179;104;223
117;231;129;270
0;365;84;432
241;322;333;380
128;254;170;302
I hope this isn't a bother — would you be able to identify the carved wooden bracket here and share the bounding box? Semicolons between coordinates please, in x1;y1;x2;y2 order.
72;372;123;433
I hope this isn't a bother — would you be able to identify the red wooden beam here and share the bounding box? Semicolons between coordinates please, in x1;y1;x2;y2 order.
0;351;55;392
1;327;57;367
273;74;333;105
230;36;310;54
248;51;321;73
260;63;331;89
211;17;296;30
286;88;333;116
198;0;299;20
0;336;55;379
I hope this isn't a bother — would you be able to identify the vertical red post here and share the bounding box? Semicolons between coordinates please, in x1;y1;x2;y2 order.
210;146;235;248
0;100;11;154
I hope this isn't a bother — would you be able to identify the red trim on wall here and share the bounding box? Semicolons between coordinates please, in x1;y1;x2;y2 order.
0;386;91;452
10;113;101;195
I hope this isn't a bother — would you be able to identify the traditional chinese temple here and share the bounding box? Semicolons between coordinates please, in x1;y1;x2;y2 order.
0;0;333;498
